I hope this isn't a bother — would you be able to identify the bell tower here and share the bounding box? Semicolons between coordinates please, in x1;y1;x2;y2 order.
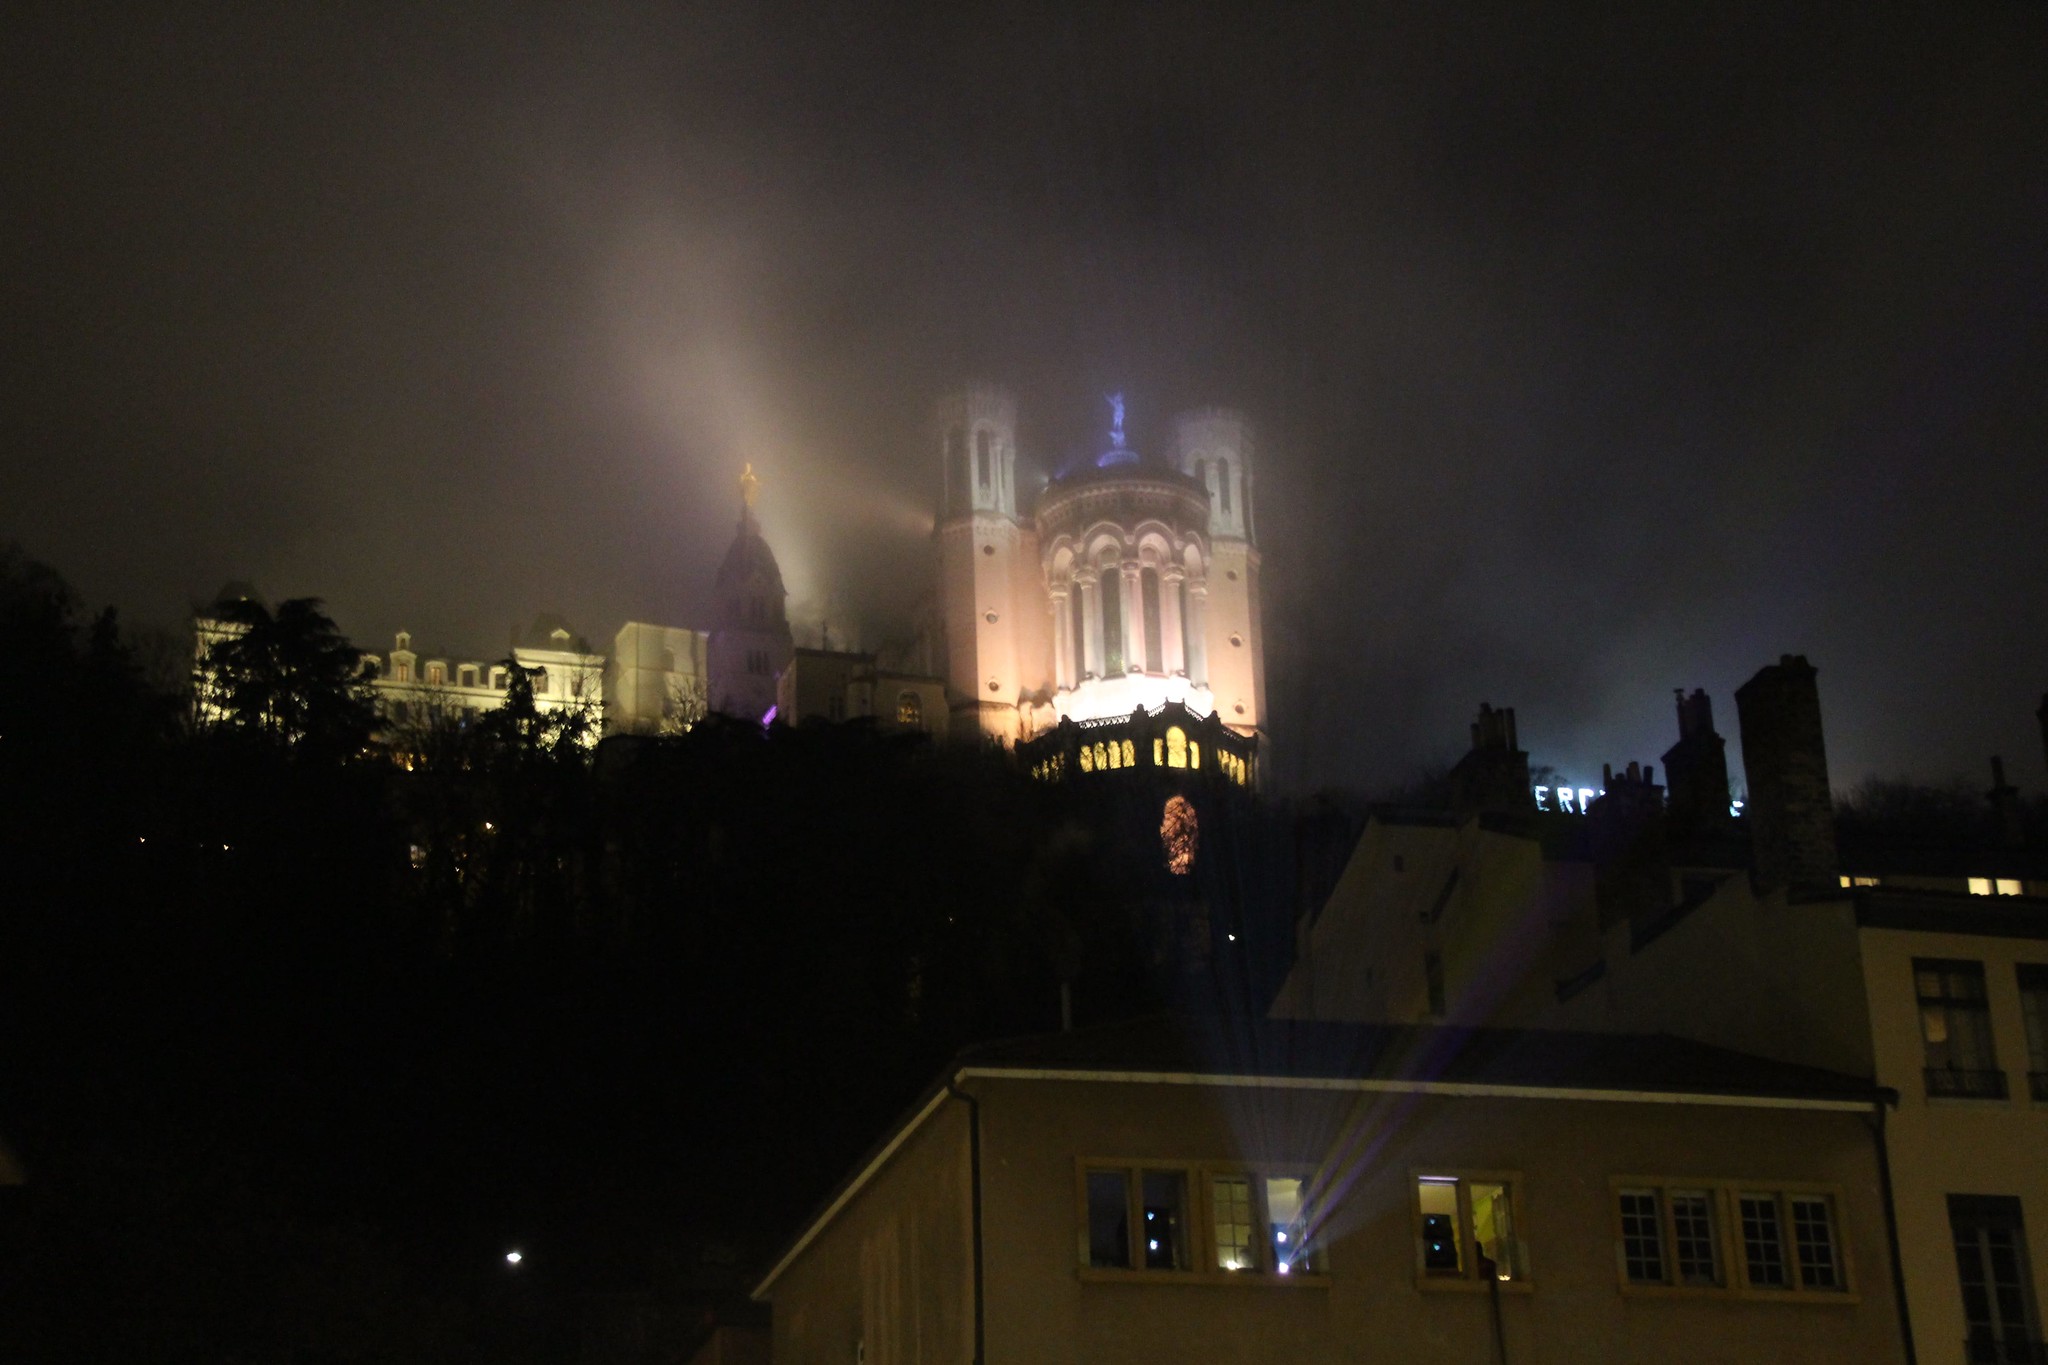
1173;409;1265;742
707;463;794;723
933;384;1041;742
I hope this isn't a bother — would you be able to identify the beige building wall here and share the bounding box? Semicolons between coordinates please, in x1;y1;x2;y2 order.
609;622;709;734
1859;924;2048;1364
770;1075;1905;1365
768;1099;976;1365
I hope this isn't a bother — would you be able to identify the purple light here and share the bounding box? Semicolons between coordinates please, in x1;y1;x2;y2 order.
761;704;778;725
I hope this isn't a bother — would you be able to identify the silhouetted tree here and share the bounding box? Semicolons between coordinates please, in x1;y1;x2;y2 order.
201;595;377;762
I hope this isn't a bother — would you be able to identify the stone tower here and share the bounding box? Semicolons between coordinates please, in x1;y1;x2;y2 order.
933;384;1045;741
1172;409;1265;741
707;464;794;723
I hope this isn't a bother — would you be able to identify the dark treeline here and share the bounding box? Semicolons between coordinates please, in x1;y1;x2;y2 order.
1;548;1295;1363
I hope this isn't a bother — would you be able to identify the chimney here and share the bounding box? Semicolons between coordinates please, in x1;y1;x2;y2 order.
1735;655;1838;895
2038;693;2048;779
1449;703;1535;815
1989;756;2025;850
1661;688;1732;841
1589;761;1670;931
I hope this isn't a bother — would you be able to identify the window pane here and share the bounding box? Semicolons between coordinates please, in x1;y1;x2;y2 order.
2019;966;2048;1073
1086;1171;1131;1268
1791;1197;1843;1290
1471;1182;1517;1281
1266;1176;1320;1274
1618;1189;1666;1283
1418;1177;1462;1275
1670;1191;1721;1286
1210;1175;1256;1271
1141;1170;1190;1270
1740;1195;1790;1288
1950;1195;2042;1350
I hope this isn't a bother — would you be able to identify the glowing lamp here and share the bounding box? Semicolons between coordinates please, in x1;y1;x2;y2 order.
505;1250;523;1266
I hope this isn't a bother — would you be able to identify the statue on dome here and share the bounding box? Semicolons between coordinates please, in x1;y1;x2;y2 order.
1105;392;1126;449
739;462;760;509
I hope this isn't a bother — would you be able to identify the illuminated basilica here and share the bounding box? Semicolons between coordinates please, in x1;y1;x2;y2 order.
920;385;1266;775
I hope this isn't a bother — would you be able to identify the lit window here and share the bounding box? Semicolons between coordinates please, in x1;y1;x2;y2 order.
896;691;922;727
1083;1166;1319;1280
1166;726;1187;768
1970;877;1994;896
1189;740;1200;769
1998;879;2024;897
1211;1175;1256;1271
1916;958;2005;1098
1106;740;1122;769
426;663;446;685
1122;739;1136;768
1416;1175;1523;1282
1079;745;1094;773
1154;737;1164;766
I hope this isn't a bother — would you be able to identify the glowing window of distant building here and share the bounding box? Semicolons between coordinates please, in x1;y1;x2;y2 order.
896;691;921;727
1079;745;1094;773
1165;726;1187;768
1154;738;1164;766
395;661;412;683
1189;740;1200;769
1094;742;1109;771
1121;739;1135;768
1106;740;1122;770
426;663;445;685
1997;879;2024;897
1970;877;1994;896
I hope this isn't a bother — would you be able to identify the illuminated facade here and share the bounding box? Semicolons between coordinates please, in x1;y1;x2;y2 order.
929;386;1266;762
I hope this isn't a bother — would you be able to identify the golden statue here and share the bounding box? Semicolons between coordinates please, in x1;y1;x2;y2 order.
740;462;761;509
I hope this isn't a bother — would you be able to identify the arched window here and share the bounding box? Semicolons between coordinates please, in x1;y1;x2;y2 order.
1122;739;1136;768
1219;459;1232;513
897;691;923;727
1094;742;1109;771
1071;590;1087;677
1190;740;1200;769
1166;726;1188;768
1079;744;1094;773
976;429;992;490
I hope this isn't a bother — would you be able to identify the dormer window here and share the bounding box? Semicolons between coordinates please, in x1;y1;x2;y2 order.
458;665;478;688
425;662;446;686
394;661;412;683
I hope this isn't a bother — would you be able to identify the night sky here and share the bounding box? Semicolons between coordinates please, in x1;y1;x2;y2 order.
6;3;2045;796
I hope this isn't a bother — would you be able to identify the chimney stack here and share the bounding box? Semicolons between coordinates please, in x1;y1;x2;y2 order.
1735;655;1838;895
1662;688;1732;841
1449;703;1535;815
1589;761;1670;931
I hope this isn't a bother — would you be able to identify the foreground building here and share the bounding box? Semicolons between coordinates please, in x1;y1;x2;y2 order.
753;1015;1907;1365
1275;658;2048;1365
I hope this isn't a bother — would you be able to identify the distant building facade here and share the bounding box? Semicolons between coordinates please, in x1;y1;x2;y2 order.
193;387;1271;757
1273;658;2048;1365
753;1017;1908;1365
